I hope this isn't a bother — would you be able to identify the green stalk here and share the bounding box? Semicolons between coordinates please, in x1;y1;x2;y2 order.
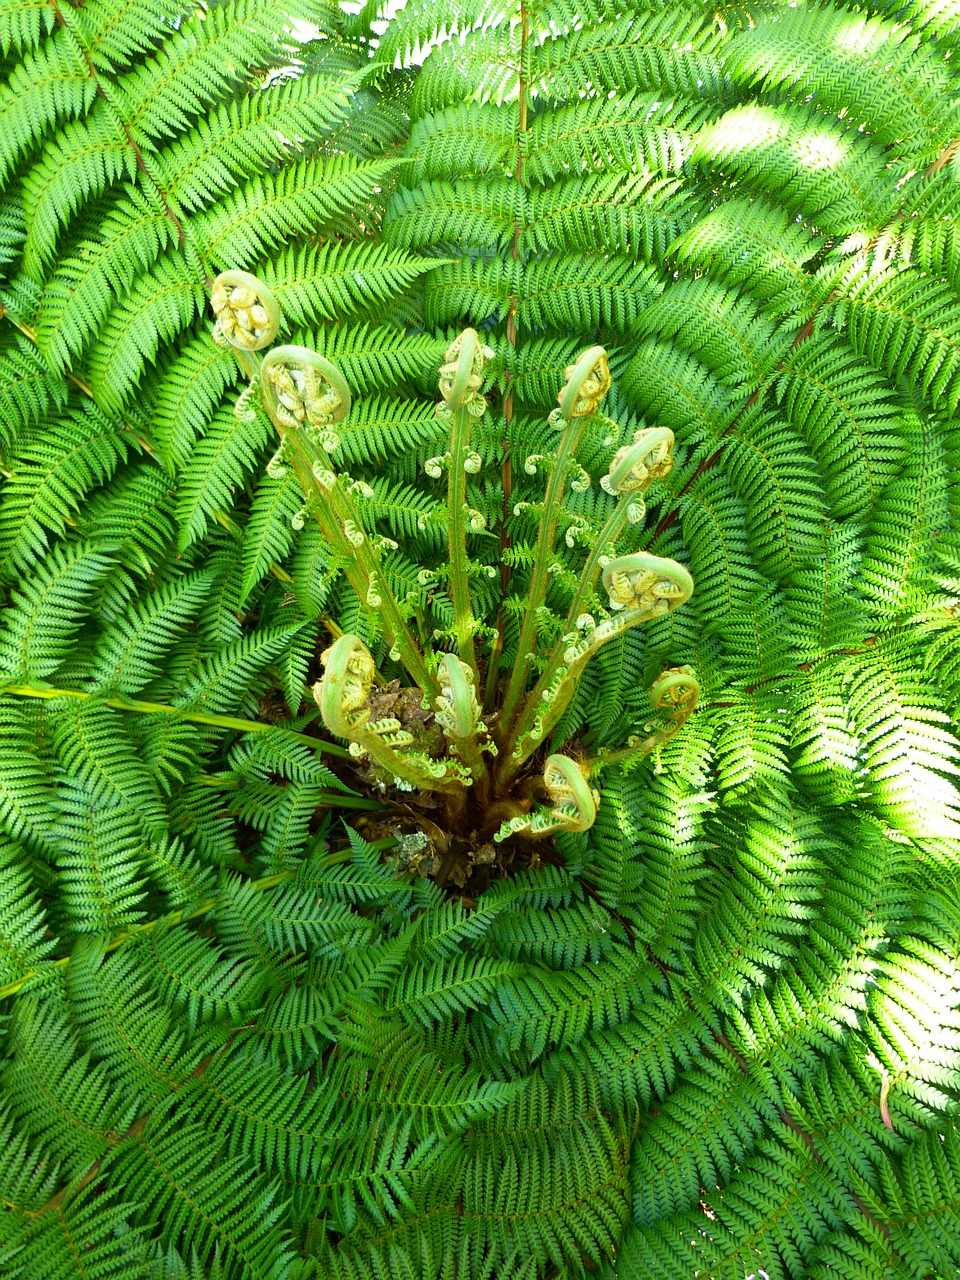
1;684;351;757
496;414;589;736
447;398;480;677
496;557;693;788
259;349;439;703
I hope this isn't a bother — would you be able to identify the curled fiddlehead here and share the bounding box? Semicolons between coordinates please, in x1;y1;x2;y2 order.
437;328;493;419
587;666;701;775
601;554;694;618
553;346;611;425
601;427;675;495
260;345;351;442
315;636;470;793
434;653;484;741
494;754;600;841
210;270;280;352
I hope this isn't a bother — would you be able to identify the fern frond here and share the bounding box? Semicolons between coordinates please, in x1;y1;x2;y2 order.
0;406;130;577
0;838;55;986
0;541;112;679
89;572;212;694
0;336;69;450
104;1112;292;1280
175;404;270;551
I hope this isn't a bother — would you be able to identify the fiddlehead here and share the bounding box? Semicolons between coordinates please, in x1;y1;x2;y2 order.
553;346;611;425
260;345;351;447
494;754;600;841
601;554;694;619
210;270;280;353
315;636;470;793
587;666;701;774
600;426;675;496
437;328;493;419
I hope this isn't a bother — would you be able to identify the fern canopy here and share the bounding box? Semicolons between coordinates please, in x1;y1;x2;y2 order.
1;0;960;1276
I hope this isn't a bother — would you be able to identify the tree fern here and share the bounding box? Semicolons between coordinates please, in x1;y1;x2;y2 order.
2;0;960;1275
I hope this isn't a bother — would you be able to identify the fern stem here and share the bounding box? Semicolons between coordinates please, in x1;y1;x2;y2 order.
280;424;439;700
446;401;480;677
195;774;380;808
497;416;589;735
1;684;352;757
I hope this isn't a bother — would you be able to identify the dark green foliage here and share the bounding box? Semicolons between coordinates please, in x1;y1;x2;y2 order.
1;0;960;1276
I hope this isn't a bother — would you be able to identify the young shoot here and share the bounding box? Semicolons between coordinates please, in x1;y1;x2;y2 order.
210;270;699;862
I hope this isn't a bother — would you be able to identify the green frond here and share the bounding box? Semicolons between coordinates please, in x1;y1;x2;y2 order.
669;195;824;317
87;252;207;413
262;241;442;328
336;395;446;466
238;473;303;606
36;186;182;370
487;946;659;1062
525;94;703;186
522;173;698;264
65;935;205;1097
722;3;960;162
104;1113;292;1280
724;410;825;578
531;9;725;101
53;779;148;931
8;1188;151;1280
406;102;516;183
387;954;524;1029
66;0;173;72
0;0;55;56
691;102;892;236
385;178;525;253
89;572;213;694
304;326;447;397
176;622;309;716
0;336;69;450
50;699;169;834
0;838;55;986
0;703;57;852
0;35;95;187
846;641;960;837
839;266;960;413
21;112;136;279
117;0;286;141
0;541;112;679
78;466;178;579
3;994;137;1175
197;155;400;273
0;406;131;577
160;71;359;213
175;404;270;551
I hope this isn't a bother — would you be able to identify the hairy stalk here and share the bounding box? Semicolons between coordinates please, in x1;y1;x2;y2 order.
436;329;492;679
497;554;693;787
497;346;610;735
211;275;440;702
559;427;675;631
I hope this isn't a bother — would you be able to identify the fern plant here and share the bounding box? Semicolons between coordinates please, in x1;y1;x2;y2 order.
2;0;960;1276
210;273;699;857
